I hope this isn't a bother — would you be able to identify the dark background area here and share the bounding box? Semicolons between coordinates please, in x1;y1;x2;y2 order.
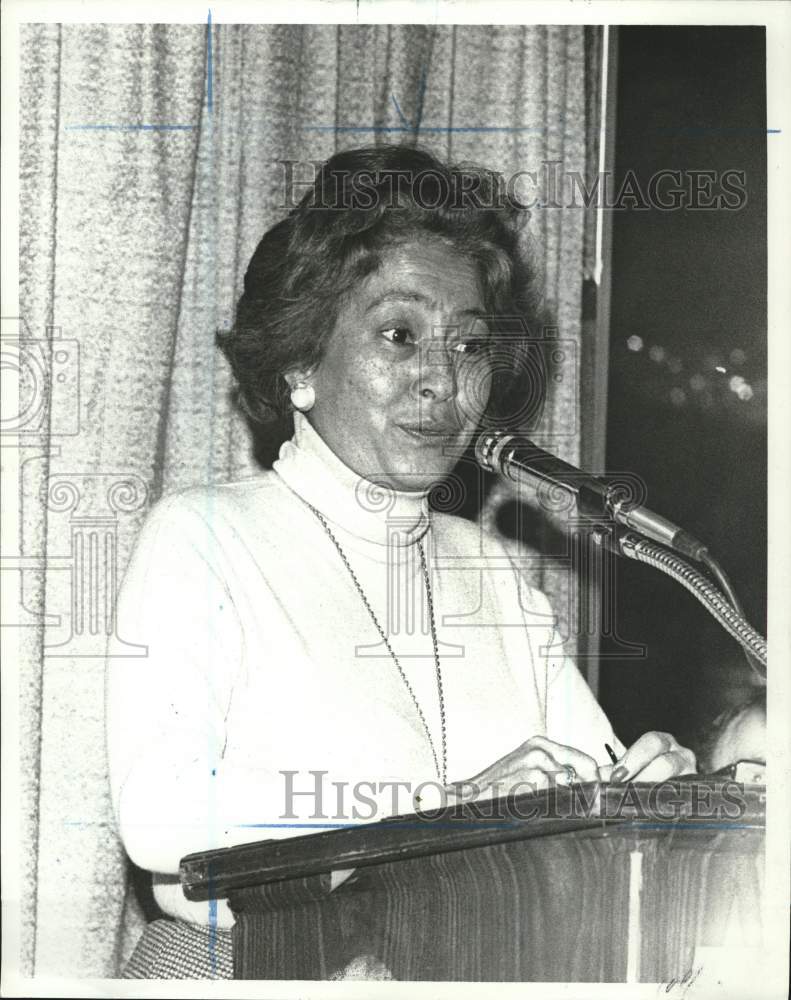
600;26;767;752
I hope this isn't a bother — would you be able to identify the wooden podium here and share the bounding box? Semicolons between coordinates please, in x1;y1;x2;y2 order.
180;779;765;982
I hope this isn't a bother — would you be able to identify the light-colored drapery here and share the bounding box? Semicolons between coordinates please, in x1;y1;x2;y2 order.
16;22;602;976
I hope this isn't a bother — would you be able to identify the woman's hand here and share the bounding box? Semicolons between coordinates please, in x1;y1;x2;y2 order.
606;731;697;783
446;735;601;804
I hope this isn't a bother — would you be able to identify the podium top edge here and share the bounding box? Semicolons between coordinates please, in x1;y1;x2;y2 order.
178;779;766;902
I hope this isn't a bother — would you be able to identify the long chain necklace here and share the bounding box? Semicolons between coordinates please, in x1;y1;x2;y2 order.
307;503;448;786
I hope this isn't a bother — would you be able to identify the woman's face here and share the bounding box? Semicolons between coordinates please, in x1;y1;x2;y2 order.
299;237;493;491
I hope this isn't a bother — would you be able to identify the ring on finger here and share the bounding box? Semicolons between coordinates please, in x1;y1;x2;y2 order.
562;765;577;784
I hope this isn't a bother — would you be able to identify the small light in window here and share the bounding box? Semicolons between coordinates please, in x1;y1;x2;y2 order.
689;374;707;391
729;375;745;392
627;335;644;352
729;348;746;366
667;357;683;374
669;387;686;407
714;365;727;374
649;345;666;363
736;383;754;401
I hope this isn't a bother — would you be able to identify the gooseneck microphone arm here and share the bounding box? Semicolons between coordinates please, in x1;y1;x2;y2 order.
475;429;767;675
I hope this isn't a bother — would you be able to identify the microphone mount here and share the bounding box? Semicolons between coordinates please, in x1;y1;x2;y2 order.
475;429;767;674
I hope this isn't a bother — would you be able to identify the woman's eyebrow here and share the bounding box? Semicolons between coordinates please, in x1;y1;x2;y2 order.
364;290;486;319
364;290;432;313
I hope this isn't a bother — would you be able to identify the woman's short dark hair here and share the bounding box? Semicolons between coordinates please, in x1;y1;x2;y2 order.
218;144;541;426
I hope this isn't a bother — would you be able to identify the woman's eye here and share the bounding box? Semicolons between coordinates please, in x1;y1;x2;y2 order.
380;327;414;346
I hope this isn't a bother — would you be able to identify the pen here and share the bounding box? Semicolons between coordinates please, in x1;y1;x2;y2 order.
604;743;619;765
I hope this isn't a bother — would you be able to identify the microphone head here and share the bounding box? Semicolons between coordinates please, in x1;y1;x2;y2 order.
474;430;508;473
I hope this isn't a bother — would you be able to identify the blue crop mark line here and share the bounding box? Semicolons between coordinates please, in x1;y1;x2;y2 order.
304;123;781;136
391;65;428;131
303;124;551;135
630;822;757;830
64;10;213;132
236;822;374;829
208;897;218;974
235;820;571;831
309;69;782;136
308;58;783;136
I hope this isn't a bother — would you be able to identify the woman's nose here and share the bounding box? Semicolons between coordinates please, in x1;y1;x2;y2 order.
412;341;458;402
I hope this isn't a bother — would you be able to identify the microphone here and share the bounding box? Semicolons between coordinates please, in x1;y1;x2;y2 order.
475;430;707;561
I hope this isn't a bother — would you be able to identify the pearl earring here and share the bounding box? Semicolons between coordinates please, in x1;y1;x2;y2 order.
290;380;316;412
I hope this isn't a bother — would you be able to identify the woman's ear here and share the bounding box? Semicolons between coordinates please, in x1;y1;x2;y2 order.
284;369;314;389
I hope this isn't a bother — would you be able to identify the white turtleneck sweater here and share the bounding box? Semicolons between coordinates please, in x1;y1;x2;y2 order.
106;412;624;927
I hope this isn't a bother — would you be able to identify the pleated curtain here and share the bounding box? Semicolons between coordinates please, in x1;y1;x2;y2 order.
17;22;602;976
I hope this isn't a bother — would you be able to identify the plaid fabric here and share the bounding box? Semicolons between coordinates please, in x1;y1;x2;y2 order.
122;919;234;979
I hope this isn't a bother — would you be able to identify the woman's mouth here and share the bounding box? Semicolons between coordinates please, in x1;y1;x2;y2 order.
397;423;458;445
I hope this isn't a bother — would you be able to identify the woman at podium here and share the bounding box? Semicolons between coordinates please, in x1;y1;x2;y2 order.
105;145;695;978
